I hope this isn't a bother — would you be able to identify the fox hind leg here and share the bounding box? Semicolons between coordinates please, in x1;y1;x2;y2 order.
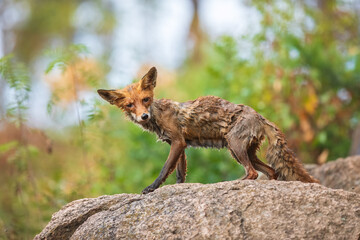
176;150;187;183
227;136;258;180
247;142;277;180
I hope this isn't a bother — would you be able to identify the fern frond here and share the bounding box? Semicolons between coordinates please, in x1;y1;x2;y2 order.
44;43;90;73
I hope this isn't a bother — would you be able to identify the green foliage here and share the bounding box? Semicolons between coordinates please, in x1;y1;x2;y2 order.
0;141;18;154
44;44;90;74
178;0;360;162
0;56;42;239
1;0;360;239
0;55;31;125
247;0;360;161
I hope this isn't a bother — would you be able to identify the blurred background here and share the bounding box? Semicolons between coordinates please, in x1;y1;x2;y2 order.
0;0;359;238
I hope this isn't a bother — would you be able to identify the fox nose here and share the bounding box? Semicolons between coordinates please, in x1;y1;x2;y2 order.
141;113;149;120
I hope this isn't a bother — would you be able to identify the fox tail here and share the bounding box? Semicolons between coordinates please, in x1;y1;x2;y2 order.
263;119;319;183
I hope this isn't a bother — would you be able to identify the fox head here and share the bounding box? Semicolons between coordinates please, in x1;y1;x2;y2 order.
97;67;157;124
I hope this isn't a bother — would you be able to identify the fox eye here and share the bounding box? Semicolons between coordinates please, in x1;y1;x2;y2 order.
126;103;133;108
143;97;150;103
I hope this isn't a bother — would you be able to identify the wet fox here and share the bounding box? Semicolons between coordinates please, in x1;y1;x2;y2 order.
98;67;319;194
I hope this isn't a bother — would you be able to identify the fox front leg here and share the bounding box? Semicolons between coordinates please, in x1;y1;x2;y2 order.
142;140;187;194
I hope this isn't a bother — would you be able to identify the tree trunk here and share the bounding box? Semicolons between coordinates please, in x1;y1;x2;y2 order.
350;123;360;156
188;0;205;63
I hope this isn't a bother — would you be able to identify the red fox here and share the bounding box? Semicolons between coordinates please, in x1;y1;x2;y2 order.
98;67;319;194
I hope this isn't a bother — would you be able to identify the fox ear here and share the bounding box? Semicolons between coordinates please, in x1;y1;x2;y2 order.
140;67;157;90
97;89;125;105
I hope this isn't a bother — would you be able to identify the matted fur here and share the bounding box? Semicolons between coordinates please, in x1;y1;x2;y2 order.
98;67;319;194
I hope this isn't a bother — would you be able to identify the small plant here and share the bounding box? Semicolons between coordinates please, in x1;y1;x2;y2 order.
0;55;31;127
0;54;40;238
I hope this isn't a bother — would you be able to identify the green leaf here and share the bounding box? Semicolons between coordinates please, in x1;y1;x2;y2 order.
0;141;18;154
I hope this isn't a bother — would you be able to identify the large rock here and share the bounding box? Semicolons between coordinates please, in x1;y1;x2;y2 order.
35;180;360;240
307;155;360;194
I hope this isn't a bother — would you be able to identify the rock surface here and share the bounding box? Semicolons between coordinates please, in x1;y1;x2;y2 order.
35;180;360;240
307;155;360;194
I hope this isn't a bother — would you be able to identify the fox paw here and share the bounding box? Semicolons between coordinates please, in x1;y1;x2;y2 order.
142;186;156;194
